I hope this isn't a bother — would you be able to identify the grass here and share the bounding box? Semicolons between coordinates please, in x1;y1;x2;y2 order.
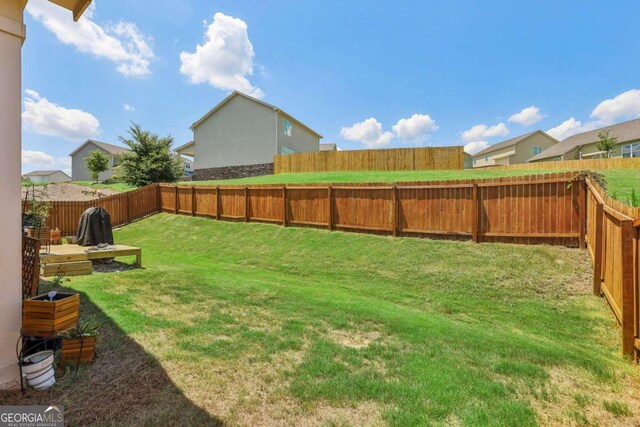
10;214;639;425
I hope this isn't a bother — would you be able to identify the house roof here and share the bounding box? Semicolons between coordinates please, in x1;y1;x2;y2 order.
473;130;551;157
175;140;194;152
69;140;131;157
320;143;337;151
190;91;323;138
23;170;70;178
529;117;640;161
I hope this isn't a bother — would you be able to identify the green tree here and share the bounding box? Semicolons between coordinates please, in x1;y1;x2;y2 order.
597;129;617;158
117;123;183;187
85;150;110;183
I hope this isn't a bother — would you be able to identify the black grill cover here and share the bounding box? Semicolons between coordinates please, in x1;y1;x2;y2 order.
76;207;114;246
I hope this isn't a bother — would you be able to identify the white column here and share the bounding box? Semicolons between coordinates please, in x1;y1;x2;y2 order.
0;0;26;389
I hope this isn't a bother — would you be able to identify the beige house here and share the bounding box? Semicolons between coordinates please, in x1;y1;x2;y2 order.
177;91;322;180
1;0;91;390
70;139;130;181
320;143;337;151
529;118;640;162
472;130;558;167
23;170;71;183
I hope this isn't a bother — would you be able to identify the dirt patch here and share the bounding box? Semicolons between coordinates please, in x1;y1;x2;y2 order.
22;183;120;201
328;328;382;349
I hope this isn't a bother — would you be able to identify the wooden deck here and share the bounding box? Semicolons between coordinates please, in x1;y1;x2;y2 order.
41;244;142;275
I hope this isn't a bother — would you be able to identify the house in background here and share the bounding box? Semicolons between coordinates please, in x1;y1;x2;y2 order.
320;143;337;151
70;140;130;181
177;91;322;180
472;130;558;168
22;170;71;183
529;117;640;162
463;152;473;169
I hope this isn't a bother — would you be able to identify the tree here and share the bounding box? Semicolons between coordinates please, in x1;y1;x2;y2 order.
117;123;183;187
597;129;617;158
85;150;110;183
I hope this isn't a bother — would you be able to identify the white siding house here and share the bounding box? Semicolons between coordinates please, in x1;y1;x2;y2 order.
70;140;130;181
22;170;71;183
179;91;322;180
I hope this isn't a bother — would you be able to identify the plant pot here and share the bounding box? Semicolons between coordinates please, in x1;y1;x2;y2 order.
60;336;96;365
22;292;80;337
21;350;55;390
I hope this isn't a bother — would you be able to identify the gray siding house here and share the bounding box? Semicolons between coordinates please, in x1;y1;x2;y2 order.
22;170;71;183
178;91;322;180
70;140;130;181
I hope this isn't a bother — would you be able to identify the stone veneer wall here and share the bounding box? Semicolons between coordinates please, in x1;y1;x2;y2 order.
193;162;274;181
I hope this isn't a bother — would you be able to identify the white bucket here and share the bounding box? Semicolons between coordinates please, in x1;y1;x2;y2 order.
21;350;56;390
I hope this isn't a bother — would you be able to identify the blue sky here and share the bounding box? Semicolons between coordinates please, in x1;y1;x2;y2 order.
21;0;640;173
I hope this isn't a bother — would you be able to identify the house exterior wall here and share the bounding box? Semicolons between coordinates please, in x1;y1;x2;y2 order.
276;113;319;155
71;142;117;181
193;95;277;169
531;140;637;162
473;133;556;167
0;0;24;389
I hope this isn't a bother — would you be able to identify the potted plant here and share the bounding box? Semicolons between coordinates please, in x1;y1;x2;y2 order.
22;290;80;337
60;316;99;365
24;185;52;245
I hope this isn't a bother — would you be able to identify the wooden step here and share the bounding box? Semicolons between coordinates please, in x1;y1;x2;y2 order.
43;261;92;277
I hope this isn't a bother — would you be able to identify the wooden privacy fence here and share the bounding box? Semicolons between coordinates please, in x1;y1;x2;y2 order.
160;171;585;246
274;146;464;174
486;157;640;172
585;177;640;355
43;183;160;236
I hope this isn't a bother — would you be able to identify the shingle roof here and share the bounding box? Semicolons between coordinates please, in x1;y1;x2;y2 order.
69;139;131;157
473;130;547;157
529;117;640;161
190;91;323;138
24;170;61;176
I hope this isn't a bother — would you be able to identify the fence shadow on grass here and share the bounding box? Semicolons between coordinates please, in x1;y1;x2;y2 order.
0;280;223;426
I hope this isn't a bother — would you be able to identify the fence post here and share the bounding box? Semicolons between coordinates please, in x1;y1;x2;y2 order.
216;187;221;220
282;187;287;227
156;183;161;213
126;192;132;224
472;183;479;243
245;187;249;222
593;201;604;295
174;185;179;214
328;186;333;230
578;180;586;248
392;185;398;237
621;219;635;355
191;186;196;216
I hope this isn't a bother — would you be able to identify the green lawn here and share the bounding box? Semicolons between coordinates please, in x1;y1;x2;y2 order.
12;214;637;426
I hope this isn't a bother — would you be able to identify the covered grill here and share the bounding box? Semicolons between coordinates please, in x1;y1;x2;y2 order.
76;207;114;246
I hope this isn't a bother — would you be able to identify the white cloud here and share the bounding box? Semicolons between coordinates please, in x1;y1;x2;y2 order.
546;117;599;140
508;106;544;126
180;13;263;98
341;118;394;148
63;168;72;176
464;141;490;155
22;150;55;167
22;90;100;140
57;156;72;165
461;123;509;142
123;104;136;112
590;89;640;124
392;114;438;144
26;1;155;77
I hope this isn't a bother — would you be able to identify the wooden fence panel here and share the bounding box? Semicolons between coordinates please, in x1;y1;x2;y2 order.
286;187;329;227
248;187;284;223
177;187;192;215
160;185;176;213
219;187;245;219
333;187;394;232
194;187;217;217
274;146;464;174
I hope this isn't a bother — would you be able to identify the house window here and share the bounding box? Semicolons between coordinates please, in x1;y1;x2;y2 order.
473;158;477;165
185;163;191;170
281;146;295;155
622;142;640;158
283;119;292;137
484;155;488;161
533;146;543;155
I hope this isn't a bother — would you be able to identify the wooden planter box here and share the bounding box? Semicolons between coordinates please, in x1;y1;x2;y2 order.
60;336;96;365
22;292;80;337
26;227;51;245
